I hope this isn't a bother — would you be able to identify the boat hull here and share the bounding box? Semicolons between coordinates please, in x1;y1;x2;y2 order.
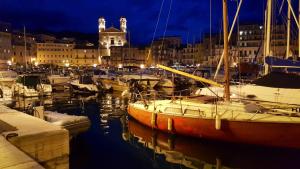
100;78;129;91
128;105;300;148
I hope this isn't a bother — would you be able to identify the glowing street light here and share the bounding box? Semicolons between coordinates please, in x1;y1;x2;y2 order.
7;60;12;66
118;64;123;69
93;64;97;68
140;64;145;69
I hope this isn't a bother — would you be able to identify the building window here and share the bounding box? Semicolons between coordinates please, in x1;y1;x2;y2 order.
111;38;115;45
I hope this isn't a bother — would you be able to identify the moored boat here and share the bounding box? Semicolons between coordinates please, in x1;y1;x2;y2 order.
128;0;300;149
0;70;18;87
48;74;71;91
12;74;52;97
70;74;102;94
198;69;300;105
98;73;161;92
128;97;300;148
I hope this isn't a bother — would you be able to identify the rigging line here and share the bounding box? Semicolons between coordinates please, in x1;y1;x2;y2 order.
146;0;166;62
279;0;285;14
160;0;173;51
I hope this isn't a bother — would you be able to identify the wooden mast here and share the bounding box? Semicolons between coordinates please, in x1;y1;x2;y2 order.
264;0;272;75
222;0;230;101
287;2;291;59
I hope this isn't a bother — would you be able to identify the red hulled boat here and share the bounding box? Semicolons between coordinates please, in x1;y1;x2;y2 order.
128;0;300;149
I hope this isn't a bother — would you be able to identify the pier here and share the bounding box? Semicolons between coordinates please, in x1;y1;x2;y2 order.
0;105;69;169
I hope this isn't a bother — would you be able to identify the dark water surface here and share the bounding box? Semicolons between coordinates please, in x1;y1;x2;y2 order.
11;92;300;169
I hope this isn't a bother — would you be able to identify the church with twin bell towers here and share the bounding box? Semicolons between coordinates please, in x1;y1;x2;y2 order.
98;17;127;56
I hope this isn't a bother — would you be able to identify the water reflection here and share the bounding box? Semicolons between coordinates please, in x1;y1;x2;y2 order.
125;118;300;169
10;92;300;169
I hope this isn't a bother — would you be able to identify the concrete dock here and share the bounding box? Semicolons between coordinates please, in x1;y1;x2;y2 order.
0;105;69;169
0;136;44;169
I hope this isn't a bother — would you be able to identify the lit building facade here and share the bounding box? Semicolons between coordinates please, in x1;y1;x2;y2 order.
110;46;147;67
36;42;75;66
151;37;181;66
11;32;37;65
72;44;99;67
237;24;287;63
179;44;200;65
0;22;12;67
98;17;127;56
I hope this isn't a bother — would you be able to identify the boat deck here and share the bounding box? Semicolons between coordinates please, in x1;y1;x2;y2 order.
130;98;300;123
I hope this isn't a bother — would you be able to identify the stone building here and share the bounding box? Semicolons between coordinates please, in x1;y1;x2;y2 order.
151;37;181;66
11;31;37;65
237;24;287;64
237;24;264;63
110;45;147;67
72;44;99;67
36;37;102;67
0;22;12;68
98;17;127;57
179;44;201;65
36;40;75;66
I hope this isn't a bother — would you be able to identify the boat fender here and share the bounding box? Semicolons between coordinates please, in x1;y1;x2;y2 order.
168;118;173;132
215;114;221;130
151;112;157;127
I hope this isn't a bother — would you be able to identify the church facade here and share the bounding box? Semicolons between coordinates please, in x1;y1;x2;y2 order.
98;17;127;57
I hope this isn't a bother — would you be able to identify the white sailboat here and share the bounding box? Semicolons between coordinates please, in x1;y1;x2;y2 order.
198;0;300;105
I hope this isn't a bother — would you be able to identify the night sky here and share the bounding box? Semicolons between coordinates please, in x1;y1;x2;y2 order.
0;0;265;44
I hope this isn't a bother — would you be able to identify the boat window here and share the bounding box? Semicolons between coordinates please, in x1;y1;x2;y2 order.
17;76;40;89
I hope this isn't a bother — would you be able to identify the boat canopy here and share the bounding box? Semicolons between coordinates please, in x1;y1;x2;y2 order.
252;72;300;89
16;75;40;89
265;56;300;69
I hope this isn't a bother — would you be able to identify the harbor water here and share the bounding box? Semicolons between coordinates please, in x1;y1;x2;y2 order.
9;92;300;169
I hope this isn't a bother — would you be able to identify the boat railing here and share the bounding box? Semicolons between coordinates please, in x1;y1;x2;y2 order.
131;88;208;112
132;90;300;119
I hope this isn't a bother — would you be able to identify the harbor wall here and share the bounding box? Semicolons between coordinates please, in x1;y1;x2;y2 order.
0;105;69;169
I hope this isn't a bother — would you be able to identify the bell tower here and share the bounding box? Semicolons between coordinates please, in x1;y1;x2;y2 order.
120;17;127;32
98;17;106;32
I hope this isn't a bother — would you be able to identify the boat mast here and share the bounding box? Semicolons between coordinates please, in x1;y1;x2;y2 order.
210;0;212;68
24;26;27;71
214;0;243;80
264;0;272;75
286;0;300;59
287;2;291;59
222;0;230;101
